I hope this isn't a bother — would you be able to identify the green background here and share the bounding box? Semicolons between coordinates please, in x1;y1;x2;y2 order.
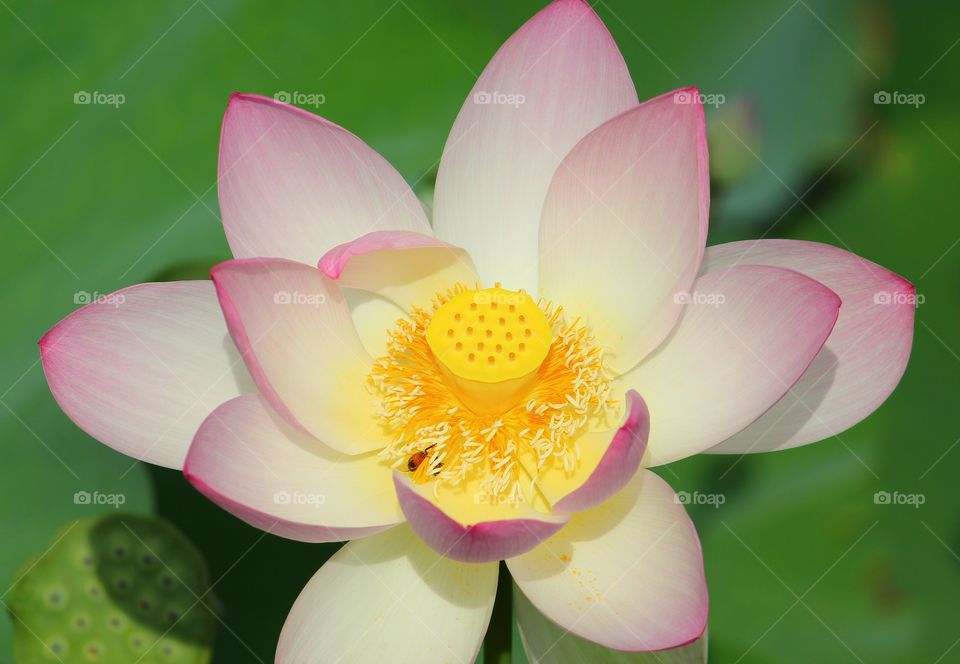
2;0;957;662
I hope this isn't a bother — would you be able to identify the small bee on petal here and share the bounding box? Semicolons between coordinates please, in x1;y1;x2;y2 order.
407;444;440;473
407;450;427;472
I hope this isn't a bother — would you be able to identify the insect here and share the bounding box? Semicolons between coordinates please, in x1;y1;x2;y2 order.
407;444;440;473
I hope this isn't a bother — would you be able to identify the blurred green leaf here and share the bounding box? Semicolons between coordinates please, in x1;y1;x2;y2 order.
595;0;872;235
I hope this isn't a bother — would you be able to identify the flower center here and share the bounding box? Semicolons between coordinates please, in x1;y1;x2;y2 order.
369;283;616;504
423;287;551;414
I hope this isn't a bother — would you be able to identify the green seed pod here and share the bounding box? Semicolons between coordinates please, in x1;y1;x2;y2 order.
7;514;216;663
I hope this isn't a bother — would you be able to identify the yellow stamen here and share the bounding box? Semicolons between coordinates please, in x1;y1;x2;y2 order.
369;283;616;504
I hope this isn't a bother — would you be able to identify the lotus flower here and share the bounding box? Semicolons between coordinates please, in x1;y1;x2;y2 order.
39;0;915;660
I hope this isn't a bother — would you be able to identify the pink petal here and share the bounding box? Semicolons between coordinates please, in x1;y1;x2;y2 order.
508;470;708;652
543;391;650;514
184;395;401;542
539;87;709;374
432;0;638;291
211;258;386;454
39;281;253;469
277;525;497;664
618;265;841;466
218;93;430;265
702;240;915;452
318;230;477;311
393;473;568;563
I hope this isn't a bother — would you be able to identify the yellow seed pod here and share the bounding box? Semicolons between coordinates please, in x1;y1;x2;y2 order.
425;287;552;412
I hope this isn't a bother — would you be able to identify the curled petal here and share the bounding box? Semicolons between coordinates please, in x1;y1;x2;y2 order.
318;230;477;311
393;473;568;563
540;390;650;514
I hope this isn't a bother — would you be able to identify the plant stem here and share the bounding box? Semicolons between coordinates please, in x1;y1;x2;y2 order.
483;562;513;664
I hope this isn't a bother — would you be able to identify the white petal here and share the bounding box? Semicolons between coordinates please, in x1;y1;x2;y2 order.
618;265;840;465
211;258;385;455
433;0;638;291
40;281;253;469
276;525;498;664
539;88;709;373
516;589;708;662
218;94;430;265
185;395;401;542
702;240;915;452
508;470;707;652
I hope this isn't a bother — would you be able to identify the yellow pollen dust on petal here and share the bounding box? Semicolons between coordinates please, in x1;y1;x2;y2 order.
368;283;617;506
